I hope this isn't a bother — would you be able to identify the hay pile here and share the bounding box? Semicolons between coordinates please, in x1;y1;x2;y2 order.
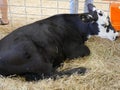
0;26;120;90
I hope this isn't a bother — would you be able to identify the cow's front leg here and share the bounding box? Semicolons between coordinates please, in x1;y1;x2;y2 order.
63;43;90;59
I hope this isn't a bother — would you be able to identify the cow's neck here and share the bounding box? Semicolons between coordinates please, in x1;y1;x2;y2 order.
86;22;99;36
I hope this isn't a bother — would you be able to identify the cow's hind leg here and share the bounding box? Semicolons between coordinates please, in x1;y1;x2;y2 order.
0;41;53;80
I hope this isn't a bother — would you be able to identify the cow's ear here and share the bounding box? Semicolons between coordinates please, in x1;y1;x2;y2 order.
87;3;96;13
87;4;98;21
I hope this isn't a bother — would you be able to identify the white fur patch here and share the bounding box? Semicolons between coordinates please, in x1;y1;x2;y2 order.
95;9;119;41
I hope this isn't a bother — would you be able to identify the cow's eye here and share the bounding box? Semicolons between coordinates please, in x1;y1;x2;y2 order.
101;24;107;28
99;11;103;16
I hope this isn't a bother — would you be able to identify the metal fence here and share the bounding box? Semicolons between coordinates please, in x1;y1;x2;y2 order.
6;0;109;28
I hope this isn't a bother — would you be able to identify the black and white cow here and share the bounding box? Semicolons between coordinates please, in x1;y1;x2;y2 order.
87;4;119;40
0;4;118;80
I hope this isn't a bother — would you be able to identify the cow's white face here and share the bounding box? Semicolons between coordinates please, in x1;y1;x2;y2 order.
95;9;119;41
88;4;119;41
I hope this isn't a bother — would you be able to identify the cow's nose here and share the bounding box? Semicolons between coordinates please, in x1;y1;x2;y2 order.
115;36;119;40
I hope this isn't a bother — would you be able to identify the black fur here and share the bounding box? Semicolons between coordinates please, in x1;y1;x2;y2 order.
0;14;93;80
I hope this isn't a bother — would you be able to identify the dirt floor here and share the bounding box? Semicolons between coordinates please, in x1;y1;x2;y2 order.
0;0;120;90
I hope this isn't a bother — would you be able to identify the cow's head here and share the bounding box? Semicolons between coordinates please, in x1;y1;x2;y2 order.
87;4;119;41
